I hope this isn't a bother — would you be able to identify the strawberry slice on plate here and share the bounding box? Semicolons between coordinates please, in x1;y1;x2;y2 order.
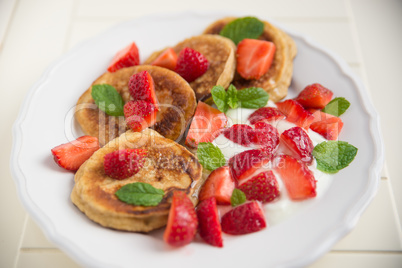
252;121;279;156
124;100;157;132
199;166;235;205
223;124;255;147
175;47;209;82
196;197;223;247
295;83;333;109
107;42;140;72
309;110;343;140
103;149;147;180
238;170;280;203
248;107;285;124
151;48;178;71
276;99;315;129
128;70;158;108
280;126;314;164
228;149;270;184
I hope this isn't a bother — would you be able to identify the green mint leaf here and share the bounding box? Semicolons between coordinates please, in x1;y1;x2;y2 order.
196;142;226;171
115;182;164;206
237;87;269;109
312;141;358;174
227;84;239;109
322;97;351;116
231;189;246;207
91;84;124;116
211;85;228;113
219;17;264;45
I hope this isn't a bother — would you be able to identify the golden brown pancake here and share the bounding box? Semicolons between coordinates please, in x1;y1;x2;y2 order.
144;34;236;103
71;129;204;232
203;17;297;102
75;65;196;145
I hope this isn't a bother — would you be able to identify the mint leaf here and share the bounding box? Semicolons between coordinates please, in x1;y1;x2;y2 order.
115;182;164;206
91;84;124;116
227;84;239;109
237;87;269;109
322;97;350;116
211;85;228;113
231;189;246;207
220;17;264;45
196;142;226;171
312;141;358;174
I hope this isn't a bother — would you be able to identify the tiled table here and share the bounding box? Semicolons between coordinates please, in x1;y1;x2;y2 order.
1;0;401;267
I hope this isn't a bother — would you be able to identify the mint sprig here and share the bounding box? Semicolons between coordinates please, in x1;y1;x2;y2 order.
237;87;269;109
91;84;124;116
322;97;350;116
211;85;229;113
231;189;246;207
312;141;358;174
196;142;226;171
227;84;239;109
115;182;164;206
219;17;264;45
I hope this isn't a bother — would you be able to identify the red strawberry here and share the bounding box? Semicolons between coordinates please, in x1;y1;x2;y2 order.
236;39;276;80
123;100;157;132
238;171;280;203
196;197;223;247
309;110;343;140
280;126;314;164
221;201;267;235
185;101;227;148
228;149;270;184
252;121;279;156
223;124;255;146
151;48;178;71
51;136;100;171
276;99;315;129
248;107;285;124
103;149;147;180
274;155;316;200
175;47;209;82
128;71;158;108
295;83;333;109
164;191;198;247
199;166;235;205
107;42;139;72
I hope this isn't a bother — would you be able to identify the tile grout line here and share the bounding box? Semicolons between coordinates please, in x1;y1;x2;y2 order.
62;0;80;53
13;214;28;268
0;0;19;53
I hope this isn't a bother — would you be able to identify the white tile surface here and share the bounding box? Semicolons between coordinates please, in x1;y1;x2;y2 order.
0;0;16;48
310;252;402;268
16;250;80;268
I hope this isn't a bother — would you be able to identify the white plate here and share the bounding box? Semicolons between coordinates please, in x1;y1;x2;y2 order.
11;11;384;268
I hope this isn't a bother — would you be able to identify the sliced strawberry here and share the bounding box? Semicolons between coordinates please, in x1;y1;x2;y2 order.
238;171;280;203
276;99;315;129
199;166;235;205
223;124;255;146
107;42;139;72
196;197;223;247
252;121;279;156
103;149;147;180
185;101;227;148
151;48;178;71
128;70;158;108
228;149;270;184
236;39;276;80
280;126;314;164
295;83;333;109
248;107;285;124
274;155;316;200
221;201;267;235
175;47;209;82
310;110;336;124
310;117;344;140
51;136;100;171
123;100;157;132
164;191;198;247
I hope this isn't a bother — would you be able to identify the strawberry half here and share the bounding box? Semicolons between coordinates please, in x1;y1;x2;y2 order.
151;48;178;71
221;201;267;235
103;149;147;180
199;166;235;205
223;124;255;146
107;42;139;72
128;70;158;108
252;121;279;157
274;155;316;200
309;110;343;140
295;83;334;109
164;191;198;247
276;99;315;129
228;149;270;184
175;47;209;82
248;107;285;124
280;126;314;164
236;39;276;80
51;136;100;171
196;197;223;247
238;170;280;203
123;100;157;132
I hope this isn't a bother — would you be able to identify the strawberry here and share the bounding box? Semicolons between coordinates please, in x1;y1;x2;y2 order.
107;42;139;72
252;121;279;157
199;166;235;205
248;107;285;124
228;149;270;184
295;83;333;109
185;101;227;148
276;99;315;129
123;100;157;132
236;39;276;80
151;48;178;71
280;126;314;164
274;155;316;200
103;149;147;180
221;201;267;235
238;171;280;203
128;70;158;108
223;124;255;146
164;191;198;247
196;197;223;247
51;136;100;171
175;47;209;82
309;110;343;140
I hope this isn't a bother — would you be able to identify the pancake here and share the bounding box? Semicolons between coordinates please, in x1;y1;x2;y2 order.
144;34;236;103
71;129;204;232
75;65;196;145
203;17;297;102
